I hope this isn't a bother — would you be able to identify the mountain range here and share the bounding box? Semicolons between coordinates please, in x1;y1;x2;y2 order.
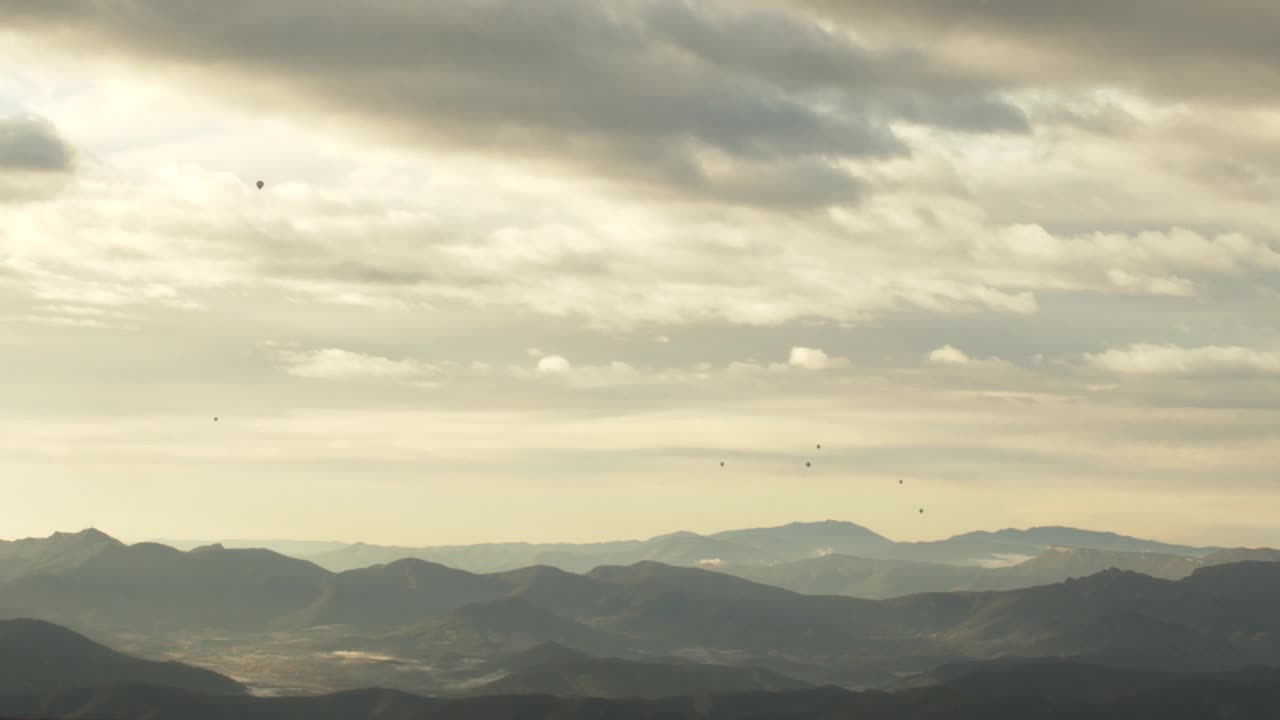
3;618;1279;718
4;528;1280;694
286;520;1223;574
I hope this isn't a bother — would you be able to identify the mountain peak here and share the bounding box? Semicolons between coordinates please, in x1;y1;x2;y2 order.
50;528;122;546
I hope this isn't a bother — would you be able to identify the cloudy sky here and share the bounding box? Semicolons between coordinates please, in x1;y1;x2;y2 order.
2;0;1278;548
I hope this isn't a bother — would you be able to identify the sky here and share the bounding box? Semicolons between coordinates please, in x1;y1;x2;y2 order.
1;0;1278;548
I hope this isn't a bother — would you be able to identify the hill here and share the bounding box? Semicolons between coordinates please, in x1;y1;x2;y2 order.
2;667;1280;719
718;546;1206;599
467;643;810;699
0;619;244;694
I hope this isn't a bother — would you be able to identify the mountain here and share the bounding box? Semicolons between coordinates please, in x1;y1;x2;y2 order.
298;521;1224;575
317;559;509;627
306;539;651;574
0;539;334;633
718;546;1206;599
0;528;124;582
720;553;981;598
373;597;633;659
532;532;783;574
0;685;444;720
946;527;1217;557
895;657;1178;700
710;520;893;559
467;643;810;699
0;619;244;694
154;539;352;556
6;528;1280;695
1199;547;1280;565
0;533;513;634
4;668;1280;720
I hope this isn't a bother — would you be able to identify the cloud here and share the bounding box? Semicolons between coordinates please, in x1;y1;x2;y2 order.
772;0;1280;104
0;115;74;172
274;348;439;382
0;0;1032;210
536;355;572;374
0;115;76;202
788;346;849;370
1084;344;1280;378
928;345;970;365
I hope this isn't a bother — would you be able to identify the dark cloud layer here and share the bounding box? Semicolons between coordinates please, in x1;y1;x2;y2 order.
775;0;1280;103
0;115;75;172
0;0;1027;209
0;115;76;203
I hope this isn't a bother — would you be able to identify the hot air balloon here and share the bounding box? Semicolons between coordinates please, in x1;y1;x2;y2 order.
256;180;264;190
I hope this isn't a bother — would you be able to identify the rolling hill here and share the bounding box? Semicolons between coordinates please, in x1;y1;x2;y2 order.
0;619;244;694
466;643;810;699
2;666;1280;720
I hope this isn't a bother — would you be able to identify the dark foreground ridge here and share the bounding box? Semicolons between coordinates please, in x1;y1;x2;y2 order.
1;665;1279;720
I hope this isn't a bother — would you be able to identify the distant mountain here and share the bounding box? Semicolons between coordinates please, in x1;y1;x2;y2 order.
317;559;509;627
0;528;123;582
374;597;633;659
710;520;893;559
6;528;1280;695
466;643;810;699
297;521;1226;575
718;546;1206;599
154;539;352;556
947;527;1216;557
0;538;334;633
1199;547;1280;565
0;619;244;694
721;553;981;598
0;533;511;634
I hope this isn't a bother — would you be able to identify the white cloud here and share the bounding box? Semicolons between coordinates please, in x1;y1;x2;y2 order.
1084;344;1280;378
275;348;437;382
536;355;572;374
788;346;850;370
928;345;971;365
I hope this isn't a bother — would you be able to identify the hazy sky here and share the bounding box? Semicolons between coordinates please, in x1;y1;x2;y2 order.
2;1;1279;548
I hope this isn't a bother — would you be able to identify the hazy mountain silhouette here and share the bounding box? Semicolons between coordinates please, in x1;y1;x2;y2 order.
722;546;1207;599
299;520;1226;575
374;597;633;659
5;529;1280;691
0;619;244;694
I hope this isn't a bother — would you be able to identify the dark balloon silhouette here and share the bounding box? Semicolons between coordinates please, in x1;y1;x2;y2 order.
805;461;811;468
256;180;264;189
719;461;724;467
919;508;924;514
213;417;219;422
816;444;821;449
898;479;903;484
